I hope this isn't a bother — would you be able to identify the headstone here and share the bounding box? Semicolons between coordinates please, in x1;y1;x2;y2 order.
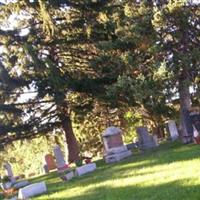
53;145;68;172
166;120;179;141
75;163;96;176
44;154;57;171
102;126;132;163
3;162;16;184
189;107;200;132
43;164;49;174
13;180;29;189
189;107;200;144
182;108;193;143
18;181;47;199
60;171;75;181
152;135;159;146
136;127;157;150
64;141;69;164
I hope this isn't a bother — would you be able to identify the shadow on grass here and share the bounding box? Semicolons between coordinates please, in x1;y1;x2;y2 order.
42;178;200;200
31;141;200;199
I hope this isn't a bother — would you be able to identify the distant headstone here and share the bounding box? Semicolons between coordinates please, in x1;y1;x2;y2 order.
44;154;56;171
13;180;29;189
102;126;132;163
189;107;200;143
182;108;193;143
166;120;179;141
43;164;49;174
136;127;157;150
3;162;16;184
189;108;200;132
53;145;68;172
60;171;75;181
152;135;159;146
75;163;96;176
64;141;69;164
18;181;47;199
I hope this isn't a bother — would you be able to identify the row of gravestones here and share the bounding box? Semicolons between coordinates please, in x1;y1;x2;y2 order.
102;126;159;164
2;122;179;178
43;145;96;177
39;124;178;167
1;162;30;192
49;115;200;167
1;146;96;199
43;145;68;174
102;122;180;164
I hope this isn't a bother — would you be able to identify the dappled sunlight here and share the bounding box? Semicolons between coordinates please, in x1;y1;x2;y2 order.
32;143;200;200
28;142;200;200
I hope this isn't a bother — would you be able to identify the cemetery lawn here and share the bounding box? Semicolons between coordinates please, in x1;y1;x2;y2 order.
31;141;200;199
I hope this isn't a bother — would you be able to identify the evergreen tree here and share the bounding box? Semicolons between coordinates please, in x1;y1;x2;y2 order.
0;0;115;161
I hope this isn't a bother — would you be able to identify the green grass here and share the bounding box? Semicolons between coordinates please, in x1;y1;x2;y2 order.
2;141;200;200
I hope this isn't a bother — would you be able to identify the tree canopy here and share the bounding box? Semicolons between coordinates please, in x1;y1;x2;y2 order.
0;0;200;158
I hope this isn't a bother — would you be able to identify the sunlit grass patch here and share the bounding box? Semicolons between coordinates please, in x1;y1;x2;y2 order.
28;141;200;199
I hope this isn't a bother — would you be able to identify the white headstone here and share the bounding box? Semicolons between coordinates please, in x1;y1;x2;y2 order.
64;141;69;164
62;171;75;181
75;163;97;176
53;145;67;171
3;162;16;184
18;181;47;199
167;120;179;141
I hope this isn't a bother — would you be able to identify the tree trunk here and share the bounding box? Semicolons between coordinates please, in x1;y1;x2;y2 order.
61;115;80;163
179;71;193;143
56;98;80;163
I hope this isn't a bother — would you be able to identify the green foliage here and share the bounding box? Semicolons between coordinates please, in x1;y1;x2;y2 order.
123;111;143;143
0;136;59;176
0;0;199;154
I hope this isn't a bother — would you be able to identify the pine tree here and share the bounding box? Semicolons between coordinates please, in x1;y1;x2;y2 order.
0;0;115;161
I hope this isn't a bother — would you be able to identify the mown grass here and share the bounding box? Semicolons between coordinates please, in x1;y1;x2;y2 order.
30;141;200;200
1;141;200;200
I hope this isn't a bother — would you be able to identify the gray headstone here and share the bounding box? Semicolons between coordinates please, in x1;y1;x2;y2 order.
13;180;29;189
3;162;16;184
75;163;96;176
136;127;157;150
102;126;132;163
63;141;69;164
53;145;67;171
166;120;179;141
60;171;74;181
43;164;49;174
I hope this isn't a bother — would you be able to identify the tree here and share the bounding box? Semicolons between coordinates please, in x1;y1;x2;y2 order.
0;0;101;161
152;1;200;142
91;0;200;141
